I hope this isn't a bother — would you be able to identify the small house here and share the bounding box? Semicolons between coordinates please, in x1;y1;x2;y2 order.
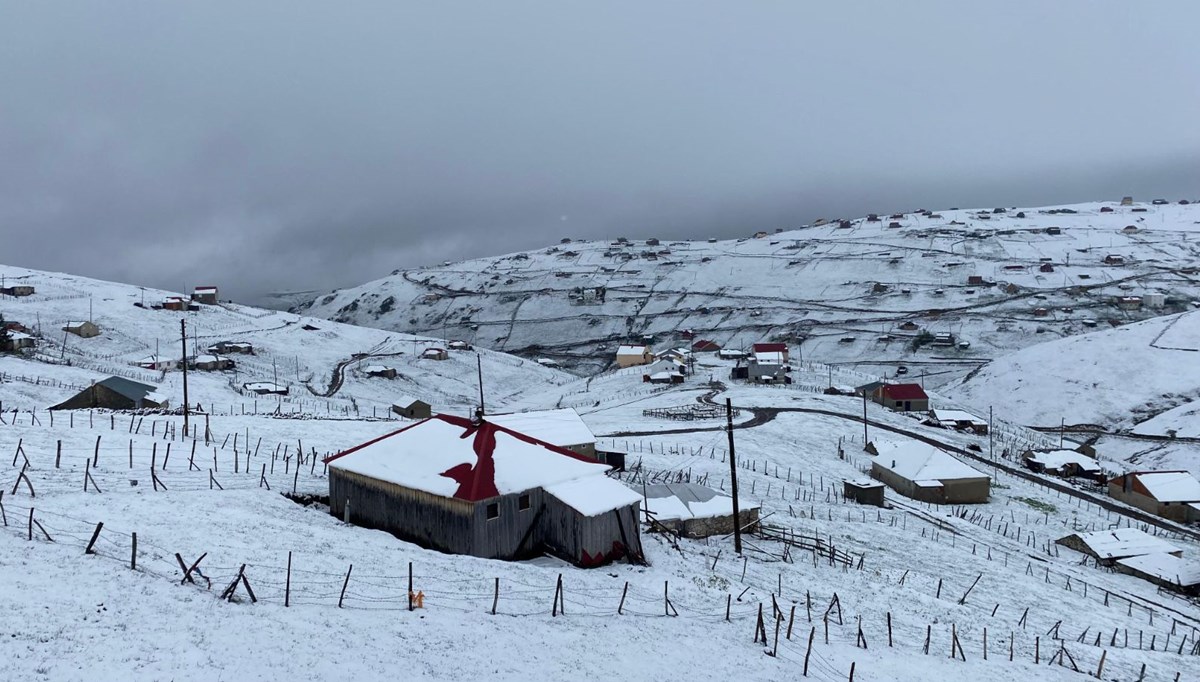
63;321;101;338
1120;196;1134;206
135;355;173;371
868;383;929;412
162;297;188;311
843;479;885;507
1122;225;1139;234
242;382;288;396
717;349;746;360
421;348;449;361
1116;296;1142;311
751;342;789;363
641;358;685;384
925;409;988;435
898;321;919;331
753;231;768;238
1108;471;1200;522
51;377;169;411
1115;553;1200;595
967;275;985;286
1104;254;1126;265
1044;226;1062;235
615;344;654;368
1055;528;1181;566
191;286;219;304
641;482;759;537
1100;206;1114;213
188;354;234;371
1021;449;1103;480
485;408;598;460
1143;293;1166;309
363;365;397;379
1039;263;1055;273
325;415;643;567
866;440;989;504
448;340;473;351
3;331;35;351
691;339;721;352
391;395;432;420
207;341;254;355
1033;307;1050;317
646;238;660;246
1;285;35;297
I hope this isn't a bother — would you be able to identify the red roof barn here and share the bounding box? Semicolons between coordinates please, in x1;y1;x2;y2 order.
751;342;789;363
325;414;643;567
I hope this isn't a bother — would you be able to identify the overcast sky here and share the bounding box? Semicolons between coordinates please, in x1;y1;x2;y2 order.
2;2;1198;301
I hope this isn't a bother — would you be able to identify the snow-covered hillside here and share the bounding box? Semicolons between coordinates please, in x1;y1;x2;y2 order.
296;200;1200;382
0;264;571;415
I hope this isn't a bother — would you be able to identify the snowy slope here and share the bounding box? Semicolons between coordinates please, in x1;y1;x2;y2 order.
295;200;1200;382
948;310;1200;430
0;264;572;415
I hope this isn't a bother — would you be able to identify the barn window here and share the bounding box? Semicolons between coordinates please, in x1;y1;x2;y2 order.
518;494;531;511
486;503;499;520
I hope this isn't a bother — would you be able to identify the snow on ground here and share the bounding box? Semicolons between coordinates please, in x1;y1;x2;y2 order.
0;264;573;418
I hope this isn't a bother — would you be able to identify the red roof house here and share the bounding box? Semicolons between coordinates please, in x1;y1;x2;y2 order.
870;383;929;412
751;342;789;363
692;339;721;352
325;414;643;567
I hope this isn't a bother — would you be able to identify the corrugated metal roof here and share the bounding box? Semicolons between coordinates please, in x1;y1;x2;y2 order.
96;376;158;402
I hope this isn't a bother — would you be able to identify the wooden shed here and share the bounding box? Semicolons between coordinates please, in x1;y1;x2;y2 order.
325;415;644;567
843;479;886;507
391;395;432;420
363;365;397;379
63;321;101;338
50;376;168;411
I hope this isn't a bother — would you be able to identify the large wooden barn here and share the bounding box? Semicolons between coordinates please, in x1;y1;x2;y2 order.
325;414;644;567
867;439;990;504
50;376;169;410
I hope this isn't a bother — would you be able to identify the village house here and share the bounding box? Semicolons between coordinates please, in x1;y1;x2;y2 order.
717;348;746;360
924;409;988;435
1143;293;1166;309
1055;528;1181;566
898;321;919;331
1121;196;1134;206
641;358;685;384
187;354;234;371
1115;553;1200;595
191;286;219;304
1033;307;1050;317
640;482;759;537
1021;449;1104;481
1104;254;1126;265
866;440;990;504
391;395;432;420
421;347;449;361
867;383;929;412
751;342;789;363
242;382;288;396
363;365;397;379
326;414;643;567
135;355;174;371
51;377;169;411
967;275;985;286
2;330;36;352
1045;226;1062;235
448;340;472;351
1;285;35;297
63;321;101;338
162;296;189;311
1039;263;1055;273
485;408;597;460
1108;471;1200;523
1116;296;1143;311
1122;225;1139;234
691;339;721;352
206;341;254;355
614;344;654;368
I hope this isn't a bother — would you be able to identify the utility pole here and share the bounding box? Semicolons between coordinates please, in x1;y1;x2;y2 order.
181;319;190;436
989;406;994;459
862;390;869;444
1060;417;1065;449
476;352;486;415
725;398;742;554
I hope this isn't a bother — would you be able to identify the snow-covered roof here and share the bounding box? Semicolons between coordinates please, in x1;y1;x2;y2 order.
1026;450;1102;472
717;349;746;357
96;376;160;402
1064;528;1180;560
9;331;32;341
1131;471;1200;502
484;408;595;447
1117;553;1200;586
194;286;218;293
753;351;786;365
641;482;758;522
194;354;223;363
928;409;986;425
649;371;675;380
869;440;987;483
616;344;648;355
362;365;393;373
544;477;642;517
327;414;615;503
392;394;425;409
243;382;285;391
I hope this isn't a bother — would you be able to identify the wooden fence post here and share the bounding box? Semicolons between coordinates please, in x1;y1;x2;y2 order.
130;532;137;570
338;564;353;608
85;522;103;555
284;551;292;607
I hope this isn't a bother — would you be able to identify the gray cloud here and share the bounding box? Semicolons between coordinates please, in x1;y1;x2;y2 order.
2;1;1198;300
